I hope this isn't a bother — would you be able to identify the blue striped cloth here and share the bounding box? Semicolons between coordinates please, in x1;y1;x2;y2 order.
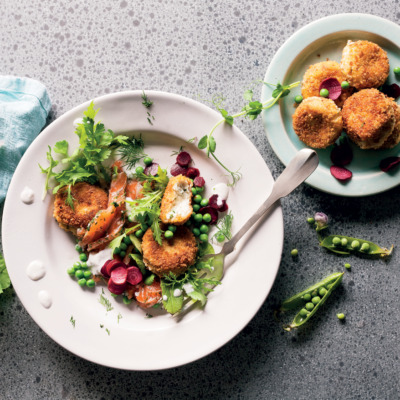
0;76;51;203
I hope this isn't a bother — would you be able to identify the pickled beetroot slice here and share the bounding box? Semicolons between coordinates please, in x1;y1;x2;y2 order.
106;260;125;277
380;156;400;172
209;194;228;212
198;206;219;224
319;78;341;101
110;266;128;285
186;167;200;179
144;162;159;176
126;266;143;285
101;260;112;278
176;151;192;167
381;83;400;100
193;176;205;187
330;165;352;181
108;279;126;295
330;142;353;166
170;163;188;176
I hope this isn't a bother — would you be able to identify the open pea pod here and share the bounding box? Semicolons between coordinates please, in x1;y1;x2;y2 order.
320;235;393;257
281;272;344;332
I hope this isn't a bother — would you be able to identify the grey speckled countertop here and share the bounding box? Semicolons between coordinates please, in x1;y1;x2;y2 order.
2;1;400;399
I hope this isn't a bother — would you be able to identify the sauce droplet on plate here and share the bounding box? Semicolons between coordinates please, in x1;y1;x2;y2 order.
20;186;35;204
26;260;46;281
38;290;52;309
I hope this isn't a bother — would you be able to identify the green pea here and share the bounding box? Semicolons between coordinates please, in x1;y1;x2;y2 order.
79;253;87;262
123;236;132;245
193;194;202;204
327;283;333;290
83;270;92;279
305;302;314;311
361;242;370;252
302;293;311;301
307;217;315;224
192;228;200;237
199;233;208;242
299;308;308;317
294;95;303;104
135;229;144;238
200;224;209;234
123;296;132;305
332;237;341;245
319;287;327;297
75;244;83;253
341;81;350;89
196;186;204;194
113;247;121;255
194;213;203;223
143;156;153;166
193;204;200;212
202;213;212;223
128;215;135;223
135;166;144;174
337;313;346;320
345;263;351;270
312;296;321;305
67;267;75;276
75;270;84;279
351;240;360;249
80;262;88;270
216;233;225;243
291;249;298;257
165;230;174;239
320;88;329;97
120;242;127;251
78;278;87;286
73;262;81;271
341;238;348;247
120;251;126;258
394;67;400;75
166;225;176;233
200;198;209;207
191;187;197;195
311;290;318;297
185;220;192;227
111;293;118;298
86;279;95;288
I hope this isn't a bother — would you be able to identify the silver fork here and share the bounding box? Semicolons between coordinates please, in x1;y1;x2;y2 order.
173;148;319;319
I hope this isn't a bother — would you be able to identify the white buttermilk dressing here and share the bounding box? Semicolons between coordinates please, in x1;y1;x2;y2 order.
87;247;113;275
162;295;168;301
26;260;46;281
173;288;182;297
167;181;192;220
126;197;134;216
183;282;194;294
38;290;52;309
211;183;229;205
20;186;35;204
122;164;135;180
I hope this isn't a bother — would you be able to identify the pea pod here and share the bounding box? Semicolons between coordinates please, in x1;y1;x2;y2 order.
320;235;393;258
280;272;344;331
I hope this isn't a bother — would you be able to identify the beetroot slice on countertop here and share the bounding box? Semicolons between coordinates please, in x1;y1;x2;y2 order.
170;163;188;176
186;167;200;179
209;194;228;212
319;78;342;101
108;279;126;295
176;151;192;167
110;266;128;285
144;162;159;176
380;156;400;172
126;266;143;285
330;165;352;182
106;260;126;277
330;141;353;166
198;206;219;224
193;176;205;187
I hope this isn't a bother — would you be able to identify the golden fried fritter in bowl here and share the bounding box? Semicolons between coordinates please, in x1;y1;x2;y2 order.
142;226;197;277
340;40;389;90
301;61;353;108
160;175;193;225
342;89;395;149
380;102;400;149
292;97;343;148
53;182;108;235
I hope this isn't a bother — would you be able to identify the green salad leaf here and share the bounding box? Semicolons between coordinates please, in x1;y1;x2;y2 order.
0;252;11;294
161;280;184;314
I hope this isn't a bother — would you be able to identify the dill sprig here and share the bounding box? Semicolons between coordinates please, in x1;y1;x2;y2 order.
213;211;234;242
99;289;114;312
115;135;147;169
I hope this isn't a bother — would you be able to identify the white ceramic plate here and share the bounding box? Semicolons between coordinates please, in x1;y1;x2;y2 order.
261;13;400;197
2;91;283;370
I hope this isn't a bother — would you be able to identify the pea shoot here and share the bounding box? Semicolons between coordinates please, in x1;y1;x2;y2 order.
291;249;298;257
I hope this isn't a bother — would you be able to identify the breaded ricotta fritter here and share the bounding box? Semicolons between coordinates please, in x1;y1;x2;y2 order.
160;175;193;225
340;40;389;90
292;97;343;148
380;102;400;149
342;89;395;149
53;182;108;235
142;226;197;277
301;61;353;108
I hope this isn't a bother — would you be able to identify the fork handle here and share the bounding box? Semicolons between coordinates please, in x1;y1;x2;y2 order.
220;149;318;256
